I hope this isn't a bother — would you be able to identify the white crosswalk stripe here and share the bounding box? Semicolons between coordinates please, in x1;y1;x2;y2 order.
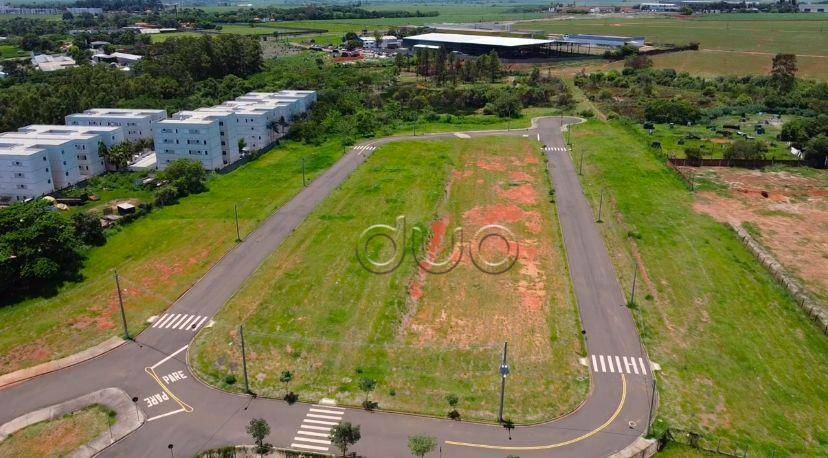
151;313;208;332
590;354;649;375
291;404;345;453
353;145;376;153
542;146;568;152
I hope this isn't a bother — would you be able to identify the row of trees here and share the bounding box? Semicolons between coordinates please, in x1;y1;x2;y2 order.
400;49;504;84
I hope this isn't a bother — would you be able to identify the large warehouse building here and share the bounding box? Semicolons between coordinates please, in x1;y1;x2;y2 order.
402;32;554;58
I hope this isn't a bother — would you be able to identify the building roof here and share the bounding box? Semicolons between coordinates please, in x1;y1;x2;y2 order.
31;54;76;72
564;34;645;42
403;33;553;48
20;125;123;136
72;108;166;118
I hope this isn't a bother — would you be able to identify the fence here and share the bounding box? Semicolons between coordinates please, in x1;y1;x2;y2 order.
667;157;804;168
665;428;753;457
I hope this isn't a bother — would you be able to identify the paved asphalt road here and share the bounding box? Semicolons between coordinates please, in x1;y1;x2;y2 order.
0;118;654;457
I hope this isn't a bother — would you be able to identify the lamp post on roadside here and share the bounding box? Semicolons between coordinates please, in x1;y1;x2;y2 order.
114;269;130;340
597;188;604;223
240;325;251;395
234;204;241;242
132;396;139;421
168;443;174;458
497;342;509;424
629;261;638;306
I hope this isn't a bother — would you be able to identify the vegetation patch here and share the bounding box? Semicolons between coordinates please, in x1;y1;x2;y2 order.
0;405;113;458
192;137;585;422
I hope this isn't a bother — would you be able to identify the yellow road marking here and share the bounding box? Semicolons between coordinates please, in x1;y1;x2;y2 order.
445;374;626;451
144;367;194;413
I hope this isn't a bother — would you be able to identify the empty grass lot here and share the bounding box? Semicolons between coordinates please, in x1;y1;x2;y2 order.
192;136;586;422
572;119;828;455
0;405;112;457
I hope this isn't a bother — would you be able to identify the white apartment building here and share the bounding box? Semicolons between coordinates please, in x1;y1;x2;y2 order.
155;111;226;171
18;124;126;148
65;109;167;142
0;144;54;202
234;91;317;118
0;130;106;178
0;137;81;190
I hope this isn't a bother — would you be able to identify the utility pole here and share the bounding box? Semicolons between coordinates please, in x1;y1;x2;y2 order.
302;157;306;187
646;377;657;436
498;342;510;423
114;270;130;340
579;150;584;175
597;188;604;223
234;204;241;242
240;325;251;394
629;261;638;306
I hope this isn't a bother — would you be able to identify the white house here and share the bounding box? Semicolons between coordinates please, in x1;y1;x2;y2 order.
799;3;827;12
0;136;82;189
0;143;54;202
1;130;106;178
65;108;167;142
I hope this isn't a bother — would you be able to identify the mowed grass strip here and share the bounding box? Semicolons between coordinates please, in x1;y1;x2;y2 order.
573;119;828;454
192;137;585;422
0;405;112;457
0;141;345;375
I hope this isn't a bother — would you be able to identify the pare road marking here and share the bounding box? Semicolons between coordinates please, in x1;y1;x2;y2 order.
445;374;627;451
144;345;193;417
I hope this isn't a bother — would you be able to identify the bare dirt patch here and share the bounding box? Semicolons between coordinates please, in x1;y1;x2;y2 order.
690;167;828;301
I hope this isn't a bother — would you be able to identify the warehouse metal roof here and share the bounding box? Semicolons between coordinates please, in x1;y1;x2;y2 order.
404;33;553;48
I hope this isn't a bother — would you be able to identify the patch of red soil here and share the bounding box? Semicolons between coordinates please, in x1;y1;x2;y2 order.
476;159;507;172
409;215;451;302
0;341;54;373
509;171;534;182
501;184;539;205
452;170;473;180
463;204;542;233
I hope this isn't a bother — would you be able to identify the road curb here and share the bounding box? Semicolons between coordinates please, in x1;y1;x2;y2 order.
0;336;125;389
608;436;658;458
0;387;145;457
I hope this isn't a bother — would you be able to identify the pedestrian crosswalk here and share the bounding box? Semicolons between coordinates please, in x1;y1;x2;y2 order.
291;404;345;453
150;313;209;332
590;354;650;375
543;146;568;152
353;145;376;153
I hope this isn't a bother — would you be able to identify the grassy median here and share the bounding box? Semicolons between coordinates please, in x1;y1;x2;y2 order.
572;119;828;455
0;405;113;457
191;136;586;422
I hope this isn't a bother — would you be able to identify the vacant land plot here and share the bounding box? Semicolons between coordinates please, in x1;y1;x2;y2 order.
691;167;828;303
0;44;26;59
0;141;346;375
572;120;828;455
0;405;112;457
192;137;586;422
521;14;828;80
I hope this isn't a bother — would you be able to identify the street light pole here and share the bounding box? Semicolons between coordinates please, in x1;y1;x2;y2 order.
114;269;130;340
629;261;638;306
168;443;174;458
234;204;241;242
302;157;306;187
498;341;509;423
597;188;604;223
240;325;251;395
579;150;584;175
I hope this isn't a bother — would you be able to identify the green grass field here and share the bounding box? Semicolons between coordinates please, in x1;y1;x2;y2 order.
0;44;27;59
523;14;828;80
192;136;586;423
0;405;112;457
572;119;828;455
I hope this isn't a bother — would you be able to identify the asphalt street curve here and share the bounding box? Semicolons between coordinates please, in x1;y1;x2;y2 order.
0;117;654;457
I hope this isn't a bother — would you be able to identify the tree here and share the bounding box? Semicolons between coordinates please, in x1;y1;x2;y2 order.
723;139;768;160
238;138;247;156
624;54;652;70
408;434;437;457
684;146;703;162
446;393;460;420
680;5;693;15
359;377;377;409
0;201;83;298
330;422;361;457
71;212;105;246
159;159;207;195
485;91;522;118
246;418;273;456
279;370;293;396
101;142;134;171
804;134;828;167
771;53;797;92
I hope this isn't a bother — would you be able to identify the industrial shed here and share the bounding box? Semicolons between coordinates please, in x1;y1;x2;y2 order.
402;33;555;58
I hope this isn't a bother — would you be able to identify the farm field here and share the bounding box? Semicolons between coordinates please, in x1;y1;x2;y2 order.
572;119;828;455
0;44;26;59
691;166;828;303
0;405;112;457
191;136;587;423
520;14;828;80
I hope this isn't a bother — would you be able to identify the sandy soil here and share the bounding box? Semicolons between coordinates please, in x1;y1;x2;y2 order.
690;167;828;301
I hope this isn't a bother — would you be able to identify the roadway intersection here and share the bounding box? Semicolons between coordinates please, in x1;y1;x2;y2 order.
0;117;655;457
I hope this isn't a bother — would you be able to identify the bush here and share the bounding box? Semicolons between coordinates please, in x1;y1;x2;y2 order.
579;109;595;118
71;212;106;246
154;185;179;207
224;374;237;385
684;147;703;161
284;391;298;404
644;98;702;124
724;139;768;160
448;409;461;420
160;159;207;195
